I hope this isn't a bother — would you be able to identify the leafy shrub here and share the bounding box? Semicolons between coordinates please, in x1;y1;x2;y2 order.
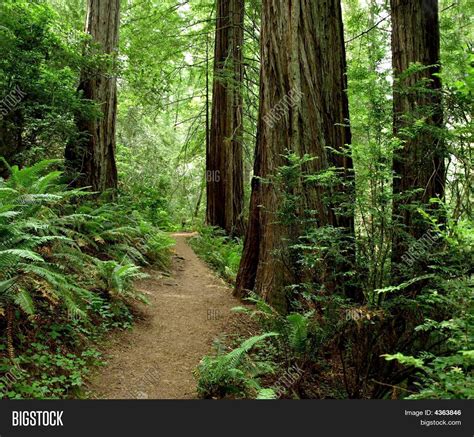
0;0;94;174
196;296;321;400
189;227;242;283
383;311;473;399
0;343;102;399
95;261;148;301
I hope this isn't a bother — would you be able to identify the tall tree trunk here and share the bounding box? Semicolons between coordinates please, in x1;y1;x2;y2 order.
391;0;445;268
235;0;354;310
65;0;119;192
206;0;245;236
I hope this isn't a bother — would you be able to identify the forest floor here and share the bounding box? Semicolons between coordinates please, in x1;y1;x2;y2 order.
86;233;243;399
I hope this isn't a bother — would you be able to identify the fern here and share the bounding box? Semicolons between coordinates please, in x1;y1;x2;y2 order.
256;388;278;400
95;260;148;299
0;160;172;383
224;333;278;369
0;249;45;263
285;312;314;355
0;277;17;295
14;288;35;316
195;333;278;398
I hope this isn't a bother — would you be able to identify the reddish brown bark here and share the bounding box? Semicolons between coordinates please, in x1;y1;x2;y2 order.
391;0;445;265
206;0;245;236
66;0;119;192
235;0;354;310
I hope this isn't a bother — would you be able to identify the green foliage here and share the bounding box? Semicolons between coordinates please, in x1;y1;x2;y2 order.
0;0;93;171
256;388;278;400
345;0;393;294
383;349;473;400
96;261;148;301
195;333;277;399
383;307;473;399
285;313;313;356
0;0;471;402
115;0;217;229
0;345;102;399
234;296;316;362
268;151;356;305
336;213;473;399
189;227;242;283
0;161;173;398
225;210;473;400
117;145;181;231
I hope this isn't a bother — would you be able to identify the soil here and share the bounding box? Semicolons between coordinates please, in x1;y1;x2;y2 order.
86;233;244;399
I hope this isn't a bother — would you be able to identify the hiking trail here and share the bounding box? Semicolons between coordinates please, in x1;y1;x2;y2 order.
87;233;242;399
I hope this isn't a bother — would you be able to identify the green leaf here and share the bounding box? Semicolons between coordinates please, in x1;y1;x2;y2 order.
382;353;425;369
14;288;35;316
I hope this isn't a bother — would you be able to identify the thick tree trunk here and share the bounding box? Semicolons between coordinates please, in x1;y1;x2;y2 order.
206;0;245;236
391;0;445;267
65;0;119;192
235;0;354;309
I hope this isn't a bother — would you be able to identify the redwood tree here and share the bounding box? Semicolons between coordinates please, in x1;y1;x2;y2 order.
235;0;354;309
391;0;445;266
206;0;245;236
65;0;120;192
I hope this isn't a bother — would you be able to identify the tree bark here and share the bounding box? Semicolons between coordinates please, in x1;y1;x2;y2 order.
235;0;354;310
206;0;245;236
65;0;119;192
391;0;445;266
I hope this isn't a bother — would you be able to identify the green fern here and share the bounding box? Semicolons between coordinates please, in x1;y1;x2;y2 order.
285;312;314;355
256;388;278;400
195;333;278;398
224;333;278;369
0;160;172;381
13;288;35;316
95;260;148;299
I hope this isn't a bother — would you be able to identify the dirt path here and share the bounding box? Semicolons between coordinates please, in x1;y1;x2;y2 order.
87;233;241;399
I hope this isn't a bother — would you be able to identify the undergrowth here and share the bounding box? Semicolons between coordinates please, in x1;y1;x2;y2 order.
189;227;242;284
0;160;174;399
194;181;472;401
197;283;472;400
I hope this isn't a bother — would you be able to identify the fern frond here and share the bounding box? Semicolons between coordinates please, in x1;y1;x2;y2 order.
224;332;279;369
256;388;278;400
0;249;45;263
14;288;35;316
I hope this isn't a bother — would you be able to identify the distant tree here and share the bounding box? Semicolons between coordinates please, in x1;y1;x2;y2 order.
65;0;120;192
206;0;245;236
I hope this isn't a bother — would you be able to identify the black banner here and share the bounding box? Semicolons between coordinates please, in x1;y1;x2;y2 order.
0;400;472;437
